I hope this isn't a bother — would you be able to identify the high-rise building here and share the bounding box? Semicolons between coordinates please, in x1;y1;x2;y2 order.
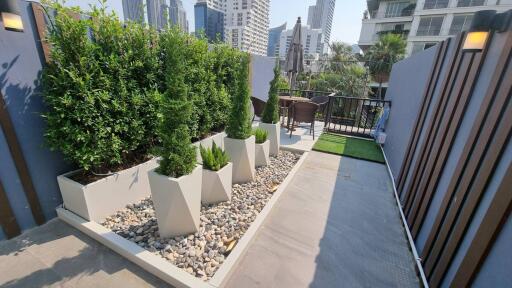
306;0;336;53
169;0;189;33
147;0;168;30
278;25;323;59
358;0;512;56
267;23;286;57
195;1;225;42
225;0;270;56
122;0;145;23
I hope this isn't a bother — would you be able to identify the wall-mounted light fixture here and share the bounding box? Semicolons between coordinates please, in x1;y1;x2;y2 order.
463;9;512;52
0;0;24;32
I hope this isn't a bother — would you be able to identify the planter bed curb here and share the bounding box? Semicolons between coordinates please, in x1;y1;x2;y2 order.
56;149;309;288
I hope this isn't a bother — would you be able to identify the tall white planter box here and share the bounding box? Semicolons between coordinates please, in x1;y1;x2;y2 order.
202;162;232;205
148;165;202;238
259;123;280;156
224;136;255;183
255;140;270;167
57;159;159;222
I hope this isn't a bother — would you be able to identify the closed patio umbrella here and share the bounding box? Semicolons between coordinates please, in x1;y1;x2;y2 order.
284;17;304;92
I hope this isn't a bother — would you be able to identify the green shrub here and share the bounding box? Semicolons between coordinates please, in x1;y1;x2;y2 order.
226;53;252;140
155;28;196;178
252;128;268;144
200;142;229;171
261;61;281;124
42;2;159;173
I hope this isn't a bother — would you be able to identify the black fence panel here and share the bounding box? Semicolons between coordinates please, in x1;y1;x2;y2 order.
324;96;391;138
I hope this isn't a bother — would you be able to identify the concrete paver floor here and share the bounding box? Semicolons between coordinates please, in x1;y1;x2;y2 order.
0;219;170;288
0;150;419;288
225;151;420;288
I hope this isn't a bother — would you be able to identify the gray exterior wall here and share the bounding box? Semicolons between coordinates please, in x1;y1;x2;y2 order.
382;45;439;180
0;1;75;240
383;29;512;287
250;54;275;102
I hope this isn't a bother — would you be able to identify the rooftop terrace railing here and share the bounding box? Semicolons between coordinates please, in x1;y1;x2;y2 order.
324;95;391;138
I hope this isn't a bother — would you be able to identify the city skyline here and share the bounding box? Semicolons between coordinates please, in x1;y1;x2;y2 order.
50;0;365;45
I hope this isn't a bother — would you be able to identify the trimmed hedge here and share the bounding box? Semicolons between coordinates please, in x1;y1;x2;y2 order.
42;2;248;175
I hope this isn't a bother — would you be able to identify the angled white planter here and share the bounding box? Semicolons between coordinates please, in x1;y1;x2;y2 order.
255;140;270;167
224;136;255;184
192;132;226;163
201;162;233;205
148;165;202;238
57;158;158;222
259;122;280;156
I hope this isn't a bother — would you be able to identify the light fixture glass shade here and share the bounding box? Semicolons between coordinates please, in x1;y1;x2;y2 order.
1;12;23;32
463;31;489;52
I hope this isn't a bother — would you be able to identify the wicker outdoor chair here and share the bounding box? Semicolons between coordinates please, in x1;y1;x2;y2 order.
288;102;319;139
251;96;266;122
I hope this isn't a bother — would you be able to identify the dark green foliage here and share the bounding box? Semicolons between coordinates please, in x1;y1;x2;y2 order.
226;53;252;140
200;142;229;171
155;28;196;178
42;2;159;172
261;61;280;124
252;128;268;144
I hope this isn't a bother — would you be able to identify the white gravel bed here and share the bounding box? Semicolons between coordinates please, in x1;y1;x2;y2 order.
102;151;301;281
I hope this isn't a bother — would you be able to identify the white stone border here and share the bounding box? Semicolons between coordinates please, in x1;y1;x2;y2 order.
57;149;309;288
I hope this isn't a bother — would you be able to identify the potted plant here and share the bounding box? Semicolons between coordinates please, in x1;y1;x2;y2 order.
253;128;270;167
259;61;281;156
45;5;160;222
224;53;256;183
200;143;232;204
148;28;201;238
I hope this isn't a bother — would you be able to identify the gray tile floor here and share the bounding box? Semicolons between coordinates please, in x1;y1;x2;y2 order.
0;151;419;288
225;151;420;288
0;219;170;288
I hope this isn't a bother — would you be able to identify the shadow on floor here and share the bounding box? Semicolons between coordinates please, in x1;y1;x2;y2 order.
308;155;419;287
224;152;419;288
0;219;170;287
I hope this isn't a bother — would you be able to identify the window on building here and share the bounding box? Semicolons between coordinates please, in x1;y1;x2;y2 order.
385;1;413;18
457;0;486;7
411;42;439;54
416;16;444;36
423;0;449;9
449;14;474;35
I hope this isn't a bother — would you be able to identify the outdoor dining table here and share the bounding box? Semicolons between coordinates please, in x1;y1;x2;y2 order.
279;95;312;130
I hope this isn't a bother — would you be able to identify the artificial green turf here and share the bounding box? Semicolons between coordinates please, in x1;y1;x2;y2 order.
313;133;385;163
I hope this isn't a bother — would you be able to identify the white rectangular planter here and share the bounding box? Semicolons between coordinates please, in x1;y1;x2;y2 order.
255;140;270;167
224;136;256;184
57;151;309;288
202;162;233;205
193;132;226;163
148;165;202;238
259;122;280;156
57;158;158;222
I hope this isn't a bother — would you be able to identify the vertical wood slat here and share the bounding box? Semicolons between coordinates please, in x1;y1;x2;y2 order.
450;164;512;287
420;33;512;267
427;69;512;287
0;93;46;225
31;2;51;63
0;179;21;238
397;41;448;195
409;40;490;237
402;34;466;216
406;53;474;227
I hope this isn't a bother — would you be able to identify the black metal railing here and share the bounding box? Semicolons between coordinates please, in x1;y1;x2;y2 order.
324;96;391;138
278;89;332;99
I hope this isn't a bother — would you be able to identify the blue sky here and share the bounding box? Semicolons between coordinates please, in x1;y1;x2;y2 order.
60;0;365;44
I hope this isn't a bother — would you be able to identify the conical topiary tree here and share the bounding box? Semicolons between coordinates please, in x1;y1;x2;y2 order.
156;28;196;178
226;52;252;139
261;61;281;124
